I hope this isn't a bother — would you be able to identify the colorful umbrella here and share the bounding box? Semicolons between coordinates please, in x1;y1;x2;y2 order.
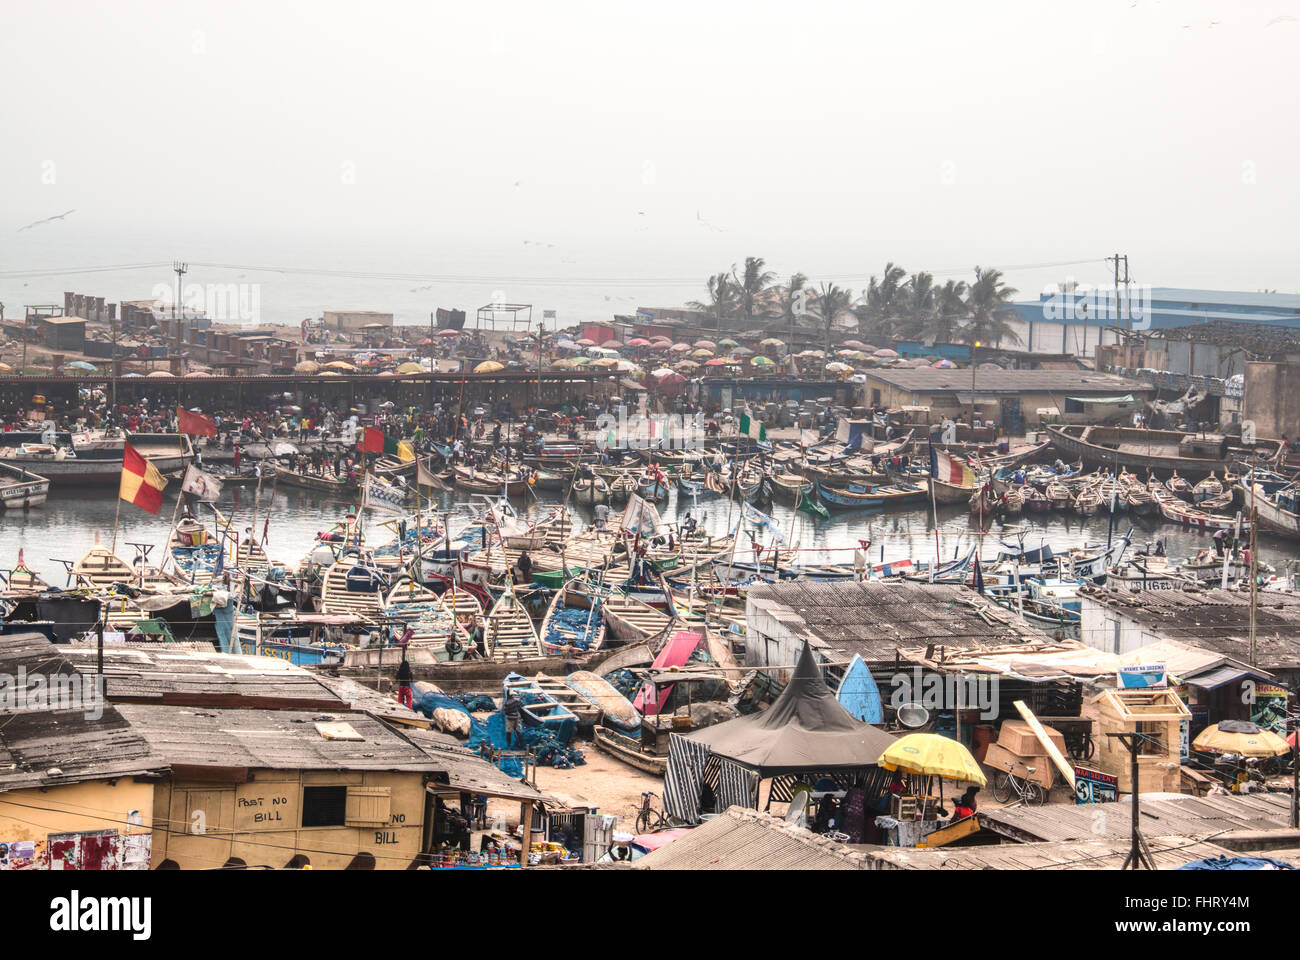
1194;721;1290;757
750;355;775;366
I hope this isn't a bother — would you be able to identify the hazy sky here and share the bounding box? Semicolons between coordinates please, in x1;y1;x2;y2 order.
2;0;1299;316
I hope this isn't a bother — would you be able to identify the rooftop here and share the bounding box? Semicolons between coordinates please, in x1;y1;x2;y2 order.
861;368;1148;395
1082;587;1300;670
634;807;870;870
746;581;1052;664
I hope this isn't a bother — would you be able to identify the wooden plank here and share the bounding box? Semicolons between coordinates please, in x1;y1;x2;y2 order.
916;816;979;848
1013;699;1075;790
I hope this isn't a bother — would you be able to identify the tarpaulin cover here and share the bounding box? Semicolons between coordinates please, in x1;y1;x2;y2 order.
1178;856;1295;871
633;630;701;716
686;642;897;775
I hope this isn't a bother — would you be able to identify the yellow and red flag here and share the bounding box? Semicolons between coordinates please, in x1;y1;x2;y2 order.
177;407;217;436
120;442;168;514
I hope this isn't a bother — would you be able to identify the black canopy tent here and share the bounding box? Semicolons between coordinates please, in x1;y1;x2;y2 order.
664;642;898;821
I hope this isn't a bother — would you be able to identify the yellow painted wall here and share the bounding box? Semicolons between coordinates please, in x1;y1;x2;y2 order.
0;779;155;868
151;769;428;870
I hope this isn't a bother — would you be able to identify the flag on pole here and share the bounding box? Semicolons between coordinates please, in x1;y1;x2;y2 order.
357;426;385;454
177;408;217;436
738;413;767;442
120;443;168;514
180;464;224;501
929;442;975;487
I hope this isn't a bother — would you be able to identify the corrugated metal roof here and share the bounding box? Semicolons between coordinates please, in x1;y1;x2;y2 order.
861;369;1147;394
867;836;1241;870
634;807;870;870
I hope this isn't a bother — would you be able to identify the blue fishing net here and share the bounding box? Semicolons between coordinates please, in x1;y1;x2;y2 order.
410;690;488;741
606;668;641;699
467;711;586;775
543;596;603;652
458;693;497;712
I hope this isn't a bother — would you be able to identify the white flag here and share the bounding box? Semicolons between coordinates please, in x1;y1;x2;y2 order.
181;464;223;501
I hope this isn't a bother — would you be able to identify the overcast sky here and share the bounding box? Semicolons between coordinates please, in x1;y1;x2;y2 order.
2;0;1298;304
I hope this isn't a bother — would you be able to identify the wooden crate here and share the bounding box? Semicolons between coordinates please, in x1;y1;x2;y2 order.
983;742;1055;789
996;720;1067;757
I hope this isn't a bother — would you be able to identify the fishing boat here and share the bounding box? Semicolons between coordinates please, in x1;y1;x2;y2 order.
273;462;358;496
1192;472;1223;504
167;512;224;584
454;466;527;496
0;430;192;485
234;612;349;665
638;470;671;502
572;474;610;506
1237;470;1300;539
1153;488;1246;532
484;588;542;660
319;557;387;616
930;474;978;505
2;550;48;596
1072;487;1103;517
502;673;578;738
539;579;607;655
564;671;640;731
435;583;486;636
1044;424;1282;480
969;485;999;519
0;462;49;509
1001;486;1025;516
70;545;137;590
1167;471;1194;499
1045;480;1073;511
1022;486;1050;513
606;472;638;503
767;472;813;503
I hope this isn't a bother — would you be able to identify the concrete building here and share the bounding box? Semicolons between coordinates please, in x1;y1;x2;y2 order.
324;309;395;333
41;316;86;352
856;368;1151;432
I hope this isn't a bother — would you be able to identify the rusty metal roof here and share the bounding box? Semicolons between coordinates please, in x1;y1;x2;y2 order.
634;807;870;870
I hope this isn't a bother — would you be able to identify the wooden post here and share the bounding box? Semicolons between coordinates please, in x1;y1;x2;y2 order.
519;800;533;868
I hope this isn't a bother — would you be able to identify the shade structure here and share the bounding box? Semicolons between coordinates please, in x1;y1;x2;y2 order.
690;348;715;358
626;338;651;347
474;360;505;373
650;367;675;377
551;358;577;369
731;346;754;356
184;370;211;378
324;360;358;372
294;360;320;374
555;339;579;350
759;338;785;348
670;342;691;353
1193;720;1290;757
825;361;852;373
615;359;639;372
396;362;425;374
687;643;897;775
704;357;735;366
437;328;461;338
66;360;98;371
603;339;624;349
873;348;898;358
750;355;775;366
146;370;174;378
797;349;824;358
932;359;954;368
842;339;868;350
673;359;699;371
694;339;716;349
718;338;738;347
575;338;596;347
590;357;619;367
878;733;987;786
0;362;11;373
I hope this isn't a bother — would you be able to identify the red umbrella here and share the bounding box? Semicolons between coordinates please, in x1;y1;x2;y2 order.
575;338;596;347
626;337;651;347
603;339;624;349
438;329;460;338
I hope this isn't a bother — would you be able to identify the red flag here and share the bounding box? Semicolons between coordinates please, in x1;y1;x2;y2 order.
120;442;168;514
177;407;217;436
357;426;385;454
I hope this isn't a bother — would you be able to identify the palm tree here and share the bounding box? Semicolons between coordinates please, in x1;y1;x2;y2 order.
688;271;738;333
857;261;909;340
812;281;853;357
961;266;1021;346
924;278;969;343
897;271;936;340
732;257;777;328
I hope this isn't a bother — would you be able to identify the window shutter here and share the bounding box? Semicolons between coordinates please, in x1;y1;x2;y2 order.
345;786;391;827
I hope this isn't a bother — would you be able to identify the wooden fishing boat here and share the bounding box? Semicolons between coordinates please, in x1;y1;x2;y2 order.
930;474;978;505
1045;481;1073;511
638;471;671;502
606;472;638;503
1154;488;1246;532
572;474;610;505
319;557;386;616
385;575;466;654
435;584;485;635
592;723;667;775
0;462;49;509
601;592;672;644
969;486;999;518
1001;486;1025;516
1022;486;1050;513
71;545;136;590
454;466;527;495
767;471;813;503
502;672;579;733
1072;487;1103;517
1044;424;1281;480
485;588;541;660
1237;471;1300;539
564;671;640;731
1167;471;1194;499
167;513;223;584
1123;482;1157;516
274;462;358;495
1192;472;1223;504
539;580;607;655
1197;490;1233;513
3;550;48;595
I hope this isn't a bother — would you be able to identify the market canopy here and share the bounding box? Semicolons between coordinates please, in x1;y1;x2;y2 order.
686;642;897;774
1065;394;1136;404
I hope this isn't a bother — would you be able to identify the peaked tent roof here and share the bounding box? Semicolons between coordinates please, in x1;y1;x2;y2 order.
687;642;897;774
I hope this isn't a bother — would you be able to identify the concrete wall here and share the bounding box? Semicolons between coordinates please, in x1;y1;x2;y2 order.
1080;598;1168;656
0;779;155;869
1243;361;1300;440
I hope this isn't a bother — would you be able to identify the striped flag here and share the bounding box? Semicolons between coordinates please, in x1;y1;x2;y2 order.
929;442;975;486
738;413;766;442
120;443;168;514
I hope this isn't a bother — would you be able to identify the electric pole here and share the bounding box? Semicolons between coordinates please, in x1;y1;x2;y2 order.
1106;253;1131;331
1108;731;1156;869
172;261;188;358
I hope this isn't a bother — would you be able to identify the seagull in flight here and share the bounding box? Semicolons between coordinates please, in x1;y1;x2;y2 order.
696;209;723;232
17;209;75;232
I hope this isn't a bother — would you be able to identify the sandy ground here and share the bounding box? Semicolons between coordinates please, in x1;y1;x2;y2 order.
531;738;663;826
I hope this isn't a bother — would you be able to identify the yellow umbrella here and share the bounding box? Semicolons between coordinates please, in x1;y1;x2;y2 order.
396;361;424;374
324;360;357;372
1193;720;1290;758
0;362;12;373
474;360;505;373
551;358;577;369
590;357;619;367
878;733;987;786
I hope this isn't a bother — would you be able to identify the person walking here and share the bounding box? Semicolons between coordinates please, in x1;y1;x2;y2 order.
503;693;525;750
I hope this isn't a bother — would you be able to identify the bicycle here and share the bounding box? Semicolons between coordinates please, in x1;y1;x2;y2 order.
991;765;1047;806
634;791;672;834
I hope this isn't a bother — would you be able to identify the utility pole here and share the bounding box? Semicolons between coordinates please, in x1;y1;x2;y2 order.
172;261;188;359
1108;732;1155;869
1106;253;1131;331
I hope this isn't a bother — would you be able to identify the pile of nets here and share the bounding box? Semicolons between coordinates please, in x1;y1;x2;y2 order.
606;668;641;700
411;689;487;740
458;693;497;712
468;711;586;776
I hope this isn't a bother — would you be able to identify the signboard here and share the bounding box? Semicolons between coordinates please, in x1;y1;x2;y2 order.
1074;766;1118;804
1250;683;1289;735
1117;664;1167;689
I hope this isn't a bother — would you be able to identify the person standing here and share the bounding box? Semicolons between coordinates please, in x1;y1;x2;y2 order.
396;650;414;709
503;693;524;750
